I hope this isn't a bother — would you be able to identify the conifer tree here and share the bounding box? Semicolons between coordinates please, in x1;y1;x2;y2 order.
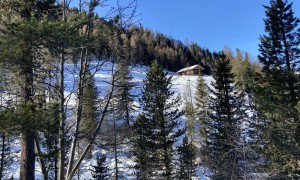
183;79;196;143
256;0;300;177
92;153;110;180
207;54;245;179
0;1;58;179
133;113;154;179
80;72;98;158
133;60;183;179
177;136;196;180
194;75;210;169
114;59;134;127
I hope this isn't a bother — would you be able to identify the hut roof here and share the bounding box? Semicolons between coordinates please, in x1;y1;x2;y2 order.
177;64;203;73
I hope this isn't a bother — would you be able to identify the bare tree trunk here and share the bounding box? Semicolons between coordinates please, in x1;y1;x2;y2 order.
66;48;87;177
58;0;67;179
58;48;65;180
35;135;48;180
113;110;119;180
0;132;5;179
54;137;58;180
66;91;114;180
66;63;116;180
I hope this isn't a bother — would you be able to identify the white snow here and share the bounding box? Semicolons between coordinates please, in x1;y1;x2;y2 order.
4;62;213;179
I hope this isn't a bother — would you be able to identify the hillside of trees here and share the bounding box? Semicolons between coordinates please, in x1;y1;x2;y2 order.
0;0;299;179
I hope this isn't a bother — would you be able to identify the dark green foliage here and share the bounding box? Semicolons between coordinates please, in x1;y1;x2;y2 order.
183;80;196;143
133;114;153;179
40;102;60;179
177;136;196;180
103;25;219;73
92;153;110;180
206;54;244;179
114;60;135;127
255;0;300;178
194;75;210;168
80;72;98;156
133;60;184;179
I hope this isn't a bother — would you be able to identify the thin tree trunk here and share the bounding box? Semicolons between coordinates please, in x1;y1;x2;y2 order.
58;0;67;179
66;65;116;180
66;48;87;177
0;132;5;179
66;91;113;180
113;110;119;180
54;137;58;180
58;47;65;180
35;135;48;180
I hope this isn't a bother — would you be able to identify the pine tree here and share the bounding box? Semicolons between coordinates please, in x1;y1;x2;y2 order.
255;0;300;177
177;136;196;180
207;54;245;179
133;60;184;179
0;1;59;179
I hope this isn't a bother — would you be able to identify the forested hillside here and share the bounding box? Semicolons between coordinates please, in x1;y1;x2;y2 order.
0;0;299;180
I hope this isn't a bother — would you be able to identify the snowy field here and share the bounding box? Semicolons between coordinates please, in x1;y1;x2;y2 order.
5;62;213;179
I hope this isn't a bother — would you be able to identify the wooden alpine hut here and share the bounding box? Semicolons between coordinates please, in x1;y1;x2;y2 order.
177;64;204;76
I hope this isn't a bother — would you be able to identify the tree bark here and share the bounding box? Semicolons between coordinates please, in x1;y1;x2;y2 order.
19;6;36;179
58;1;67;179
66;48;87;178
58;46;65;180
20;130;35;180
0;132;5;179
67;69;115;180
35;135;48;180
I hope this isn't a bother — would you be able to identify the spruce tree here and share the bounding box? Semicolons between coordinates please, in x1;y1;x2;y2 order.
207;54;244;179
42;102;60;180
114;60;134;127
133;60;183;179
194;75;210;169
92;153;110;180
256;0;300;177
132;114;154;179
183;79;196;143
177;136;196;180
80;72;98;158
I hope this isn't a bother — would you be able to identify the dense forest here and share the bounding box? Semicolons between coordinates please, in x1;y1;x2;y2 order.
0;0;299;179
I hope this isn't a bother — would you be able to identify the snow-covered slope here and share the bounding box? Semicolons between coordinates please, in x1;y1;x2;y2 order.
6;62;213;180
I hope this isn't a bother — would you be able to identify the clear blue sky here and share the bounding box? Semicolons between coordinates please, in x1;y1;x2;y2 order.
136;0;300;58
